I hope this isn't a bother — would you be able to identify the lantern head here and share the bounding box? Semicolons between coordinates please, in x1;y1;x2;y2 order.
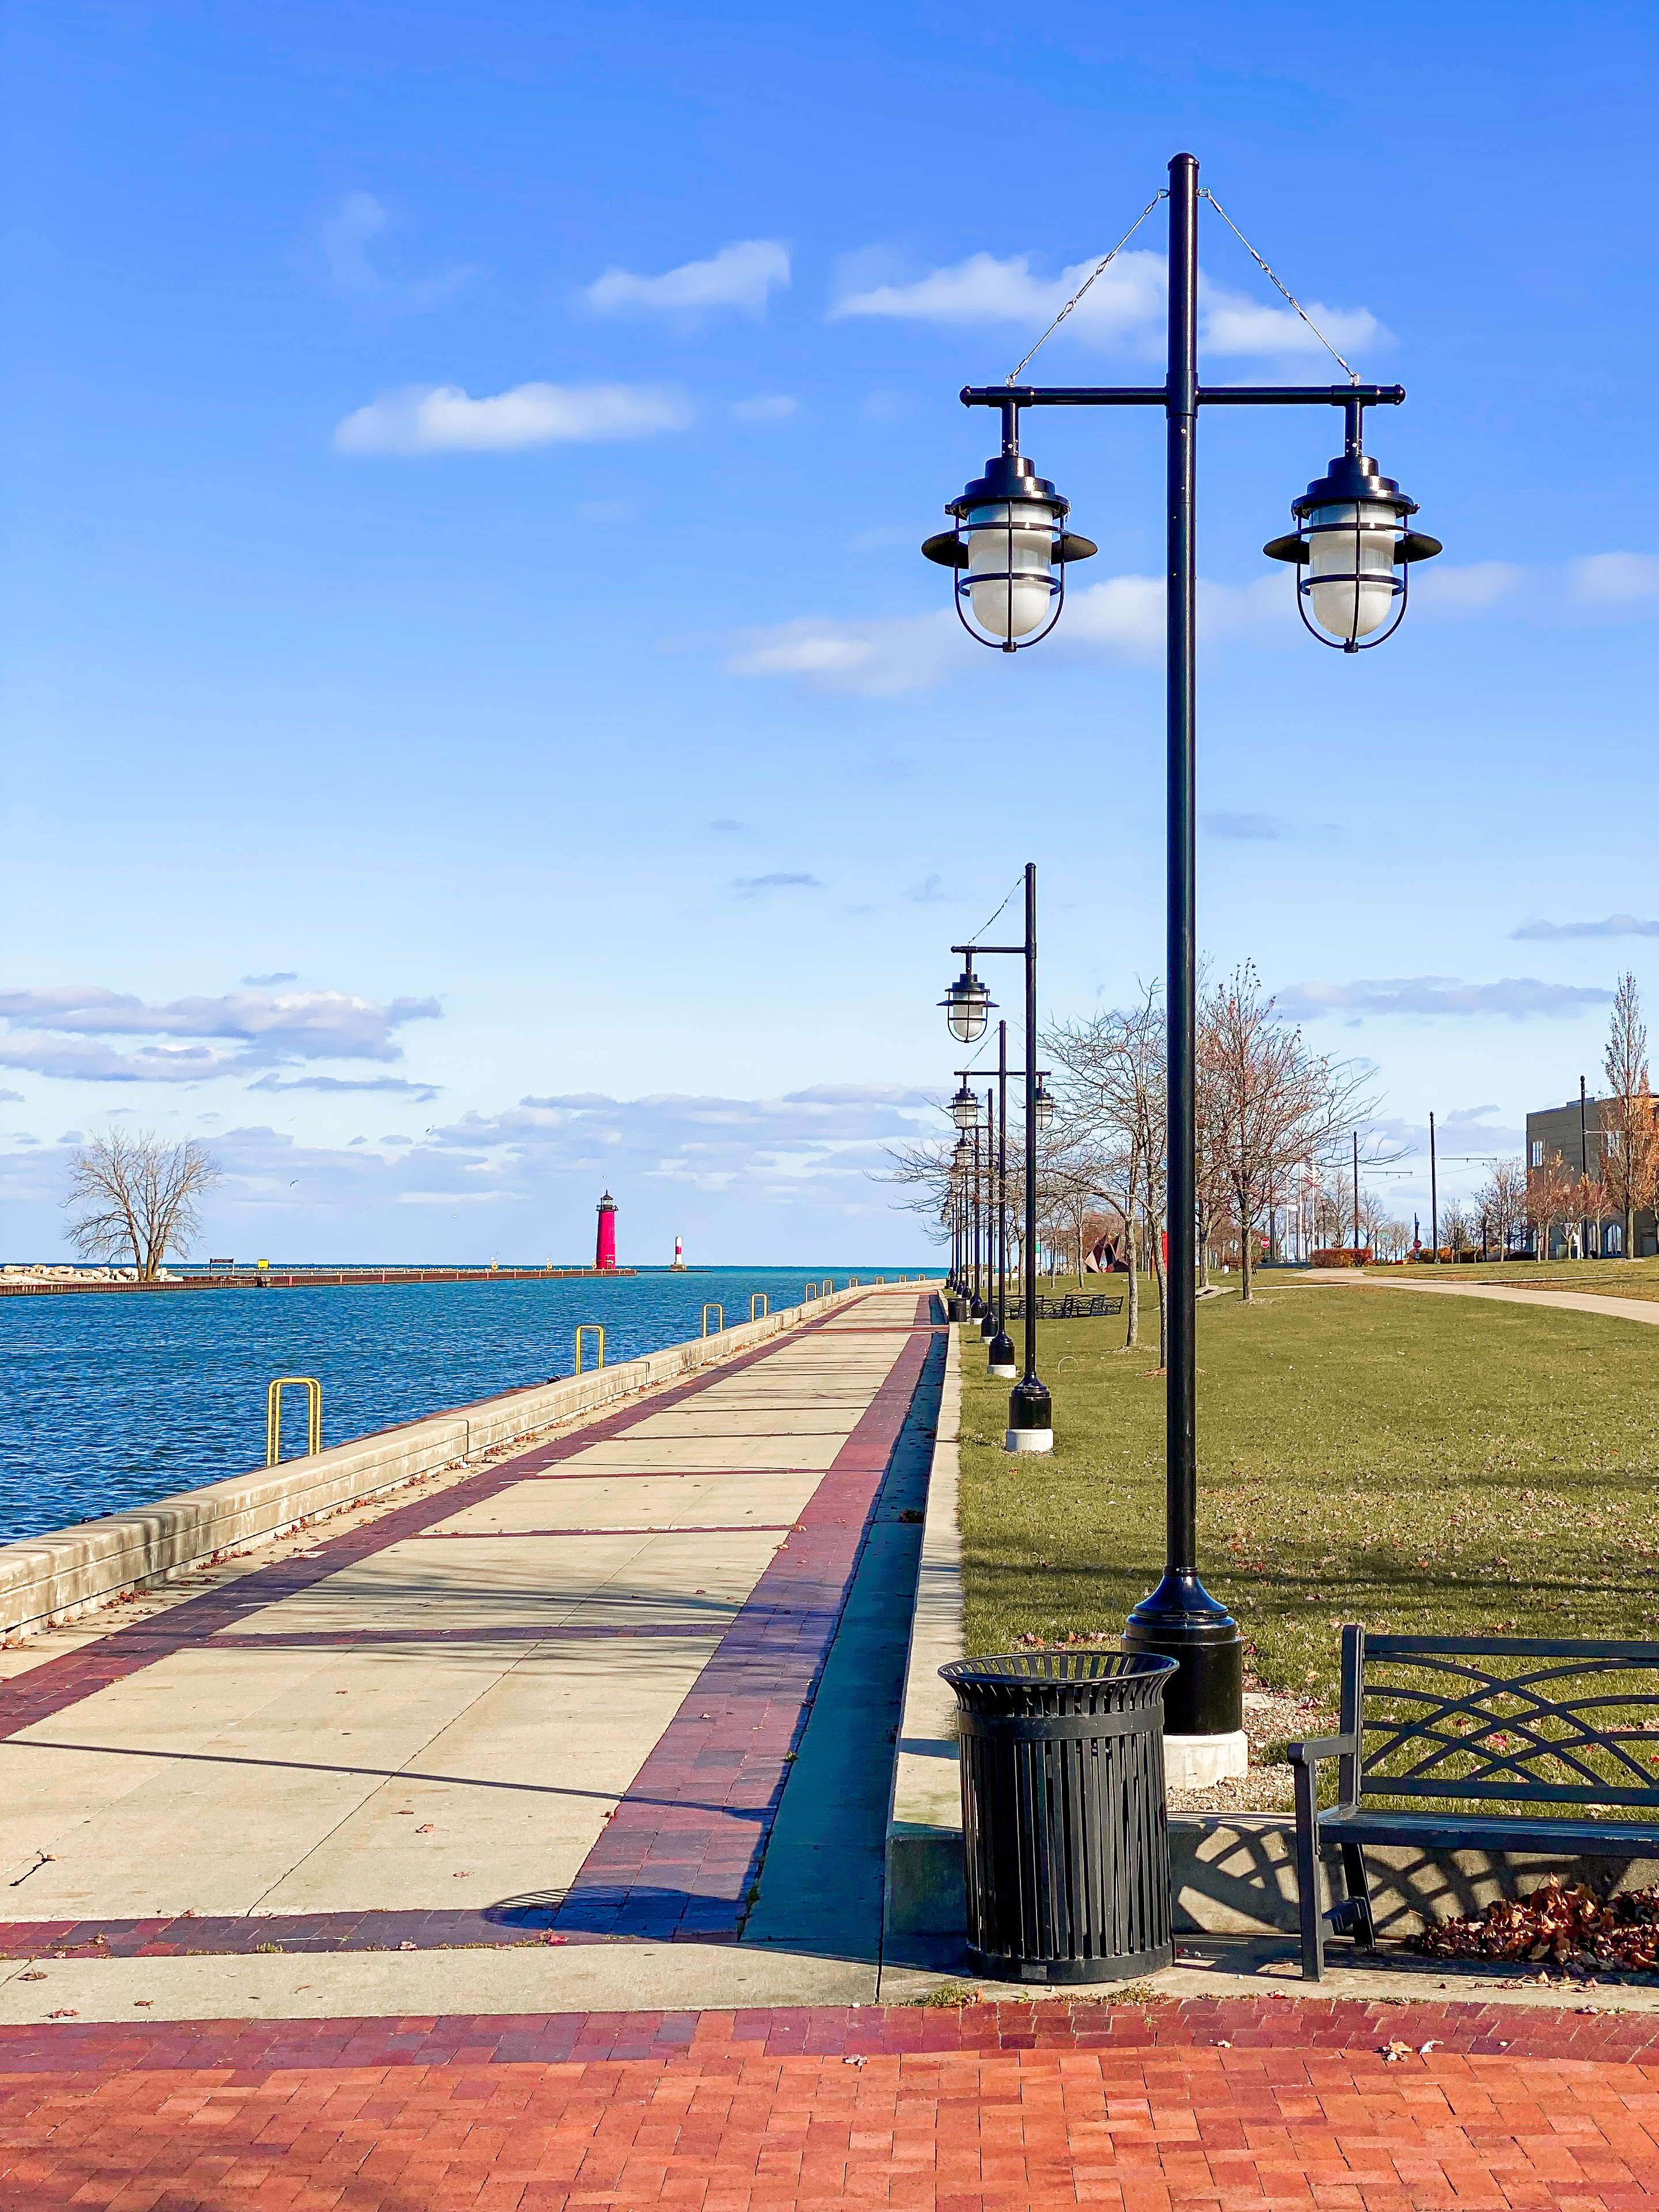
1033;1076;1056;1132
940;962;993;1043
951;1082;980;1130
1264;403;1440;651
923;405;1095;651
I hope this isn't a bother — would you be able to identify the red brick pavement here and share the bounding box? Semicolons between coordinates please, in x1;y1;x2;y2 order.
3;1997;1657;2208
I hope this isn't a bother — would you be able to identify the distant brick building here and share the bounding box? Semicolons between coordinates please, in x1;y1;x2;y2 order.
1525;1093;1657;1257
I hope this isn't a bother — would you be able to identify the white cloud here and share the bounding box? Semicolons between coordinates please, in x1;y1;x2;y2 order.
732;872;821;896
1512;915;1659;940
1277;976;1613;1020
1410;561;1524;615
1571;552;1659;604
731;393;797;423
241;969;298;987
724;610;959;696
334;382;692;455
246;1074;441;1099
0;1087;23;1102
831;246;1379;360
319;191;476;310
0;985;441;1083
585;240;789;320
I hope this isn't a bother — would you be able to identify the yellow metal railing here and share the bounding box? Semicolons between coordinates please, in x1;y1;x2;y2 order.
804;1281;819;1301
266;1376;321;1467
574;1324;605;1374
701;1303;724;1337
749;1292;769;1321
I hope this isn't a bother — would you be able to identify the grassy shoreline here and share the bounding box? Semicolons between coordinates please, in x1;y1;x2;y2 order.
956;1276;1659;1705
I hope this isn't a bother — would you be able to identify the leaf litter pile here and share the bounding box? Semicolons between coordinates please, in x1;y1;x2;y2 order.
1415;1875;1659;1972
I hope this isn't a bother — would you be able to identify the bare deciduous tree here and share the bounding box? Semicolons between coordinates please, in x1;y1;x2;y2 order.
63;1129;222;1278
1600;970;1659;1259
1526;1145;1576;1260
1200;963;1371;1303
1474;1159;1528;1259
1048;984;1168;1365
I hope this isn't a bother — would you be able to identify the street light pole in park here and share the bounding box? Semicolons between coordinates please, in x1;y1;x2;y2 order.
922;151;1439;1755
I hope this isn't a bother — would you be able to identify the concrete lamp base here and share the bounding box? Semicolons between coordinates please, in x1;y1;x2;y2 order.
989;1361;1016;1379
1162;1729;1248;1790
1005;1427;1054;1454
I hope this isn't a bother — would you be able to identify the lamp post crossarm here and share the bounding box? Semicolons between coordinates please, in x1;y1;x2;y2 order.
961;382;1405;412
951;942;1029;958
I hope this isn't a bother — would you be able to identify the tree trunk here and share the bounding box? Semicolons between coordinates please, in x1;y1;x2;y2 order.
1239;1201;1255;1303
1150;1215;1168;1371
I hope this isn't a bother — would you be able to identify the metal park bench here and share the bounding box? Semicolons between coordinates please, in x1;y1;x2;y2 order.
1290;1626;1659;1979
999;1293;1126;1321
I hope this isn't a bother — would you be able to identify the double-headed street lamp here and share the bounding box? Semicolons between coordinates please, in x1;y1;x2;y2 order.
924;152;1438;1751
940;863;1057;1452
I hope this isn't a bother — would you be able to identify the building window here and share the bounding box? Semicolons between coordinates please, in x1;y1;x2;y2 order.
1530;1140;1544;1167
1607;1223;1624;1255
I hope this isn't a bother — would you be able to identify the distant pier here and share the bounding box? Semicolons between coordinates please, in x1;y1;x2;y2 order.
0;1264;637;1297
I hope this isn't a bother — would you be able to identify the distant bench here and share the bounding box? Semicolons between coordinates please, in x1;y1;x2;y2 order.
1290;1625;1659;1979
998;1293;1125;1321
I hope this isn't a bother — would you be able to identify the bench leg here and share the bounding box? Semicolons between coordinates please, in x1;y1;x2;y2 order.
1292;1761;1325;1981
1339;1843;1376;1949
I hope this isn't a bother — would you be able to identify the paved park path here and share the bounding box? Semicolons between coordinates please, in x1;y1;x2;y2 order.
6;1283;1657;2206
0;1285;943;2006
1285;1268;1659;1327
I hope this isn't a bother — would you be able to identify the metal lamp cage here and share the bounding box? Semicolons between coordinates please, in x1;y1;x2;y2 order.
940;964;993;1044
1263;412;1441;654
952;1082;980;1129
922;424;1097;654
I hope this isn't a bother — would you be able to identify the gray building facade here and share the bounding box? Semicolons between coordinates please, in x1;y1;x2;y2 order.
1525;1093;1657;1257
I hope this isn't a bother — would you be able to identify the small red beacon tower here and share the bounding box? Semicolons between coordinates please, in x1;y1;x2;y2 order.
594;1190;618;1273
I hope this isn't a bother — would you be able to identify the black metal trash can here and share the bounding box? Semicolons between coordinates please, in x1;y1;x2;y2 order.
940;1649;1178;1985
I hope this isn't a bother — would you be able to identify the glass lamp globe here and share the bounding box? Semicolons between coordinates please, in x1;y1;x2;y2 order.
940;966;992;1043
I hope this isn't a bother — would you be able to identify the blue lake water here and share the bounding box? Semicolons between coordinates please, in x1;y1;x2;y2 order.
0;1266;921;1543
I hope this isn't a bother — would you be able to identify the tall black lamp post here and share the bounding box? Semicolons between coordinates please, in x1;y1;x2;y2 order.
940;863;1056;1452
923;151;1438;1747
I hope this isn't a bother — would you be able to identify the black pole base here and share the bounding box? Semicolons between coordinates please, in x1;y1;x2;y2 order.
1122;1572;1244;1737
968;1292;986;1319
986;1329;1016;1372
978;1308;998;1339
1007;1376;1052;1432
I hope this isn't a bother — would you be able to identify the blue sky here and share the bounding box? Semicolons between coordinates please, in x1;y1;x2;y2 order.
3;0;1656;1262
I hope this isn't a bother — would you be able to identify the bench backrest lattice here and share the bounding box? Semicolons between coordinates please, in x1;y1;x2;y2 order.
1341;1625;1659;1812
1002;1293;1125;1321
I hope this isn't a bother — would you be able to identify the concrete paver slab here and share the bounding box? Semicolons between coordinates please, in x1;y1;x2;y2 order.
420;1472;822;1531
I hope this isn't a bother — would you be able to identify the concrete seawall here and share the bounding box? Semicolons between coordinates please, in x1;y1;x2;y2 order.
0;1285;874;1642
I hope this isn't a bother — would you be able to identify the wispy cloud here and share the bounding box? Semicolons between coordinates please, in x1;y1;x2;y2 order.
246;1073;441;1099
731;393;796;423
1277;976;1614;1020
707;818;750;836
830;246;1379;360
0;985;442;1083
334;382;692;455
1571;553;1659;604
1412;562;1525;616
0;1088;22;1103
1512;915;1659;940
910;874;944;902
725;610;956;696
732;872;821;896
241;970;298;987
320;191;477;310
585;240;789;320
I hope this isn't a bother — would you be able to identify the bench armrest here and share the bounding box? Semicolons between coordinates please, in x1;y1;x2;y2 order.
1287;1734;1355;1769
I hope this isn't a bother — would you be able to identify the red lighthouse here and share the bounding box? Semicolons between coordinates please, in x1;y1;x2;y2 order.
594;1191;618;1273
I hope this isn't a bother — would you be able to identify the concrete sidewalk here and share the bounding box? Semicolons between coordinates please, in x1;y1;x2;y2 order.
0;1288;947;2020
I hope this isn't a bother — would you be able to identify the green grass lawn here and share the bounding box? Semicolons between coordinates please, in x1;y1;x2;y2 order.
957;1277;1659;1703
1379;1255;1659;1298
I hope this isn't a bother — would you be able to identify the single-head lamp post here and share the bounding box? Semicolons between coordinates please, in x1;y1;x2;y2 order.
951;1081;979;1131
922;402;1097;650
979;1086;1000;1338
987;1021;1016;1378
940;961;993;1045
1263;399;1441;651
